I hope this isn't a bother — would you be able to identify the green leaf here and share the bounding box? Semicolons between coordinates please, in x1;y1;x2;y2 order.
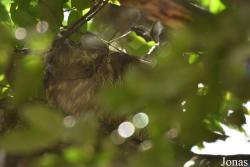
0;74;9;99
129;139;174;167
68;11;82;25
109;0;120;5
199;0;226;14
0;105;64;154
98;85;140;115
38;0;64;33
10;2;36;27
63;114;98;144
0;49;10;74
0;2;10;22
36;154;59;167
63;147;85;163
67;11;87;41
0;129;57;154
13;56;44;105
209;0;225;14
121;32;156;57
26;33;53;52
1;0;11;7
187;52;200;64
22;105;64;133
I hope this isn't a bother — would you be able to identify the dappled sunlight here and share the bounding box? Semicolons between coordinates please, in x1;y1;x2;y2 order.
181;100;186;112
110;130;125;145
166;128;179;140
139;140;153;152
63;116;76;128
36;21;49;33
243;101;250;112
192;115;250;155
118;121;135;138
132;112;149;129
183;160;195;167
15;27;27;40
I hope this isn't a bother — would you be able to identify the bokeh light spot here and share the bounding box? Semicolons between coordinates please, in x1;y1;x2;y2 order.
197;83;208;96
227;110;234;116
184;160;195;167
139;140;153;152
36;21;49;33
118;121;135;138
63;116;76;128
15;27;27;40
0;74;4;81
166;128;178;139
132;112;149;129
243;101;250;111
110;130;125;145
181;100;187;112
198;83;204;88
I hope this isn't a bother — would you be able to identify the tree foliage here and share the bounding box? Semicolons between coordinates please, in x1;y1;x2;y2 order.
0;0;250;166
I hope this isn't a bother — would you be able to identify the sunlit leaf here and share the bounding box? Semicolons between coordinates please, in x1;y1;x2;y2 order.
0;129;57;154
63;147;85;163
187;52;200;64
38;0;64;33
13;55;44;105
121;32;156;56
199;0;226;14
10;2;37;27
63;114;98;144
22;105;64;133
36;154;59;167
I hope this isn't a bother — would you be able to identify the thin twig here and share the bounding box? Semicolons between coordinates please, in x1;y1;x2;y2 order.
96;35;153;64
101;38;127;53
108;31;132;43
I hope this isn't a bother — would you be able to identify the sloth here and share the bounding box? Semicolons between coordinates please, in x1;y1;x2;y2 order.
44;33;139;116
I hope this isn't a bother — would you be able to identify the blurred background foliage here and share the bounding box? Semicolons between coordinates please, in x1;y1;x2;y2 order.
0;0;250;166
